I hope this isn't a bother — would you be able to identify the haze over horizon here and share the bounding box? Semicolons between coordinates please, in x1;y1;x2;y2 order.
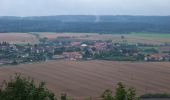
0;0;170;16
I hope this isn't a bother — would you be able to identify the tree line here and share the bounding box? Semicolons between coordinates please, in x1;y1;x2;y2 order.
0;16;170;33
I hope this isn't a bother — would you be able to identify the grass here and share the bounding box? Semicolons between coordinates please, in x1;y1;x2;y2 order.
138;46;159;50
130;32;170;39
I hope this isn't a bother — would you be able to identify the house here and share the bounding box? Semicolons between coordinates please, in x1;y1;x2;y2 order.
93;42;107;50
145;54;168;61
71;42;81;46
81;44;87;47
63;52;83;60
52;55;65;59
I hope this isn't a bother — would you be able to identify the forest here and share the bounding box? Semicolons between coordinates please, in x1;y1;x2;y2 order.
0;15;170;33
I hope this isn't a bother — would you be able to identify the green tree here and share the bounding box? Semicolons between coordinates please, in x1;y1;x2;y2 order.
127;88;136;100
0;74;56;100
115;82;127;100
101;89;114;100
101;82;138;100
61;93;67;100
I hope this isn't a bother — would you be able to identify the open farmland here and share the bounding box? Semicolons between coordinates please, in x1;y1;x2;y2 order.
1;32;170;45
0;33;39;44
37;32;170;45
0;60;170;99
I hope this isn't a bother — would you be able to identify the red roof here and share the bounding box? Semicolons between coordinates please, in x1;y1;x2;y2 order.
149;54;166;58
71;42;81;46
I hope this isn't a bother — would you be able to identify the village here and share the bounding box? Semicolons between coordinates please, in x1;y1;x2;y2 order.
0;36;170;65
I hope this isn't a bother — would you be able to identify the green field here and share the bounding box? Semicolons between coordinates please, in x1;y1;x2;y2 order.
130;32;170;39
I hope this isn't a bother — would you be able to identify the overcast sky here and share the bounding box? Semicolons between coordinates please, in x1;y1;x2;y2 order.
0;0;170;16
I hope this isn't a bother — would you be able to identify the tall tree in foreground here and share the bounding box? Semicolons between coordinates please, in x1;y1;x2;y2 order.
102;82;138;100
127;88;136;100
115;82;127;100
101;89;114;100
0;74;56;100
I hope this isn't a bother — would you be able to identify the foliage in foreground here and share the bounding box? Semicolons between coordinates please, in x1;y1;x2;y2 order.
101;82;139;100
0;74;56;100
0;74;169;100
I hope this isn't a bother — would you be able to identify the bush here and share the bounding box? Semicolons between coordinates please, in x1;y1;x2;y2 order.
101;82;138;100
0;74;56;100
101;89;114;100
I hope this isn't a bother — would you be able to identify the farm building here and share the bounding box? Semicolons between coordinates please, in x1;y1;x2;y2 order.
63;52;83;60
145;54;170;61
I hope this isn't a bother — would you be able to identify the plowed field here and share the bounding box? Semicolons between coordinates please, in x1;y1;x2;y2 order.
0;60;170;99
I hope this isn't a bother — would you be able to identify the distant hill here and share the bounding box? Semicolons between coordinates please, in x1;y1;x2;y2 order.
0;15;170;33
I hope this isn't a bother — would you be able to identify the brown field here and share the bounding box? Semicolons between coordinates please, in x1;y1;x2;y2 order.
1;32;170;45
38;33;170;45
0;33;39;44
38;33;95;39
0;60;170;99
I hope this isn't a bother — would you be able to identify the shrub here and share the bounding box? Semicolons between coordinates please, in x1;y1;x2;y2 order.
101;82;138;100
0;74;56;100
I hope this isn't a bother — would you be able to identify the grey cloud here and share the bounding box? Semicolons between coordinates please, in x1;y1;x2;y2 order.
0;0;170;16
